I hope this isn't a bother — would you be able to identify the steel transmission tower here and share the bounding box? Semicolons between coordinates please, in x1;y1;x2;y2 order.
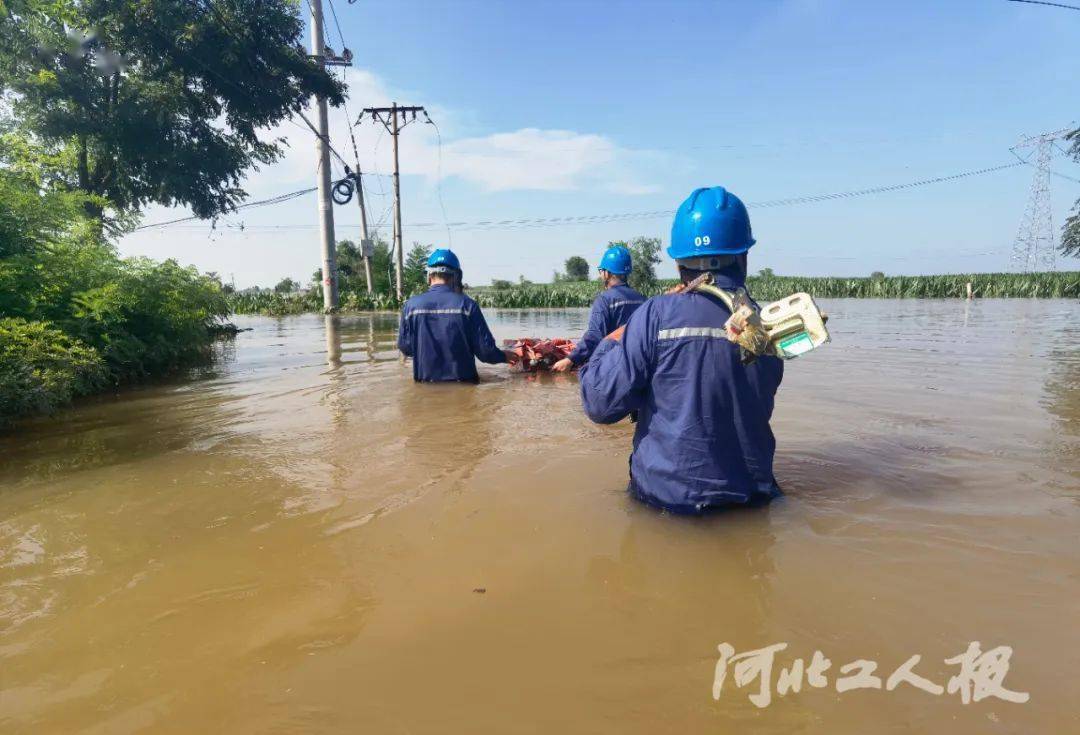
1010;128;1072;272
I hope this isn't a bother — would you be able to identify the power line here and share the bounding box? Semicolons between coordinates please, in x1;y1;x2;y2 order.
132;160;1025;233
325;0;348;50
749;162;1024;208
133;187;317;231
1007;0;1080;10
1050;169;1080;184
400;161;1026;230
424;113;453;247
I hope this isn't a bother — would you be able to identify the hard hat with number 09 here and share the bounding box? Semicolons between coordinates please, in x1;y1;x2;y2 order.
668;186;756;260
427;248;461;272
598;244;633;275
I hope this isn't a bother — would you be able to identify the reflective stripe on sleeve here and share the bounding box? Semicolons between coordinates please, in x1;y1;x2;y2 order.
609;300;644;309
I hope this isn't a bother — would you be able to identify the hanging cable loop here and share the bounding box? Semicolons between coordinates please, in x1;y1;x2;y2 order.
331;171;364;205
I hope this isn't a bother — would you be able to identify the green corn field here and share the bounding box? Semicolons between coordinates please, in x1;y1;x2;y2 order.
469;271;1079;307
229;271;1078;315
229;290;402;315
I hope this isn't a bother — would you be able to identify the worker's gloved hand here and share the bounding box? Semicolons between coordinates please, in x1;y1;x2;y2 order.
551;357;573;372
503;349;521;365
605;325;626;342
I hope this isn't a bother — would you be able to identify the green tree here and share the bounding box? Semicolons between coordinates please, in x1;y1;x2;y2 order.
870;271;886;280
1063;128;1080;258
758;267;775;278
369;235;395;295
564;256;589;281
491;279;513;290
403;242;433;295
312;235;397;297
0;164;231;423
0;0;344;223
332;241;364;279
619;237;662;292
274;277;298;294
0;161;90;260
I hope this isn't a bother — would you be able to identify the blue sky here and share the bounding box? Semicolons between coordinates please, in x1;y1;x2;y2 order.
120;0;1080;288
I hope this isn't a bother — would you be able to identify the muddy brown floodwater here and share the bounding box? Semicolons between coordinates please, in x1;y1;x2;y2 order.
0;299;1078;734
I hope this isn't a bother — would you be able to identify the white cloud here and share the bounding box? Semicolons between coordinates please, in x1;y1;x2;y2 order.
251;68;661;198
419;128;659;195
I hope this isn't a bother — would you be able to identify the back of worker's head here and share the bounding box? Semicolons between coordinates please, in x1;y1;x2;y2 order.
675;254;748;285
598;244;632;286
427;248;463;293
669;187;754;282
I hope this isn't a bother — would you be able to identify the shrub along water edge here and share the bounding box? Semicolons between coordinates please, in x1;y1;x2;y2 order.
0;170;232;426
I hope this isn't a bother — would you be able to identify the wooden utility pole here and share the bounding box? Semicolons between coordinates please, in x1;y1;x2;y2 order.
390;104;403;300
359;103;428;301
354;171;375;294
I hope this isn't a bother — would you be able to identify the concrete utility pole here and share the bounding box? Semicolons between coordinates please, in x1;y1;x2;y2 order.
359;103;428;301
309;0;338;310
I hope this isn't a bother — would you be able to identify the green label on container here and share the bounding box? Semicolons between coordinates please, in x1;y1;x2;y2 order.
778;331;815;357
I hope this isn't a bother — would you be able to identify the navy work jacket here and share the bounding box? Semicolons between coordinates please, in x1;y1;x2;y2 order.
397;284;506;382
579;271;784;513
567;283;646;366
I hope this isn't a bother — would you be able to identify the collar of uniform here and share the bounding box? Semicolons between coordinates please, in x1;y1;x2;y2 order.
709;257;748;290
428;284;453;293
710;271;745;290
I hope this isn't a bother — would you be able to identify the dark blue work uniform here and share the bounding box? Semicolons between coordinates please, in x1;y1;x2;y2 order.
397;284;506;382
579;270;784;514
567;283;645;366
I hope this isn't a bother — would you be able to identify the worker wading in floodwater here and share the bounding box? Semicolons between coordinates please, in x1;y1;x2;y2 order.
579;187;784;514
552;245;645;372
397;249;520;382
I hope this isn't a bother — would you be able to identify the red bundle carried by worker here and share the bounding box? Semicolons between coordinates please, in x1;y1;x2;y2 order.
504;338;577;371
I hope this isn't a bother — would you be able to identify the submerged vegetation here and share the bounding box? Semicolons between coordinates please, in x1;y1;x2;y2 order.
470;271;1078;307
232;268;1079;315
229;289;401;315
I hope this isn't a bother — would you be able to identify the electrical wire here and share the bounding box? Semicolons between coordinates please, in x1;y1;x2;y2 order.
134;160;1026;234
133;187;316;231
369;125;390;198
325;0;347;51
1007;0;1080;10
422;111;453;247
748;162;1024;208
1010;139;1080;184
1050;169;1080;184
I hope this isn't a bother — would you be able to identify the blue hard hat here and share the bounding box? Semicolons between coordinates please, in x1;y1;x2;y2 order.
668;187;755;260
427;248;461;271
598;245;633;275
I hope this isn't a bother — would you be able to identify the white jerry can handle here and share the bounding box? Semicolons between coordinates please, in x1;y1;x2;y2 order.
759;292;830;359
